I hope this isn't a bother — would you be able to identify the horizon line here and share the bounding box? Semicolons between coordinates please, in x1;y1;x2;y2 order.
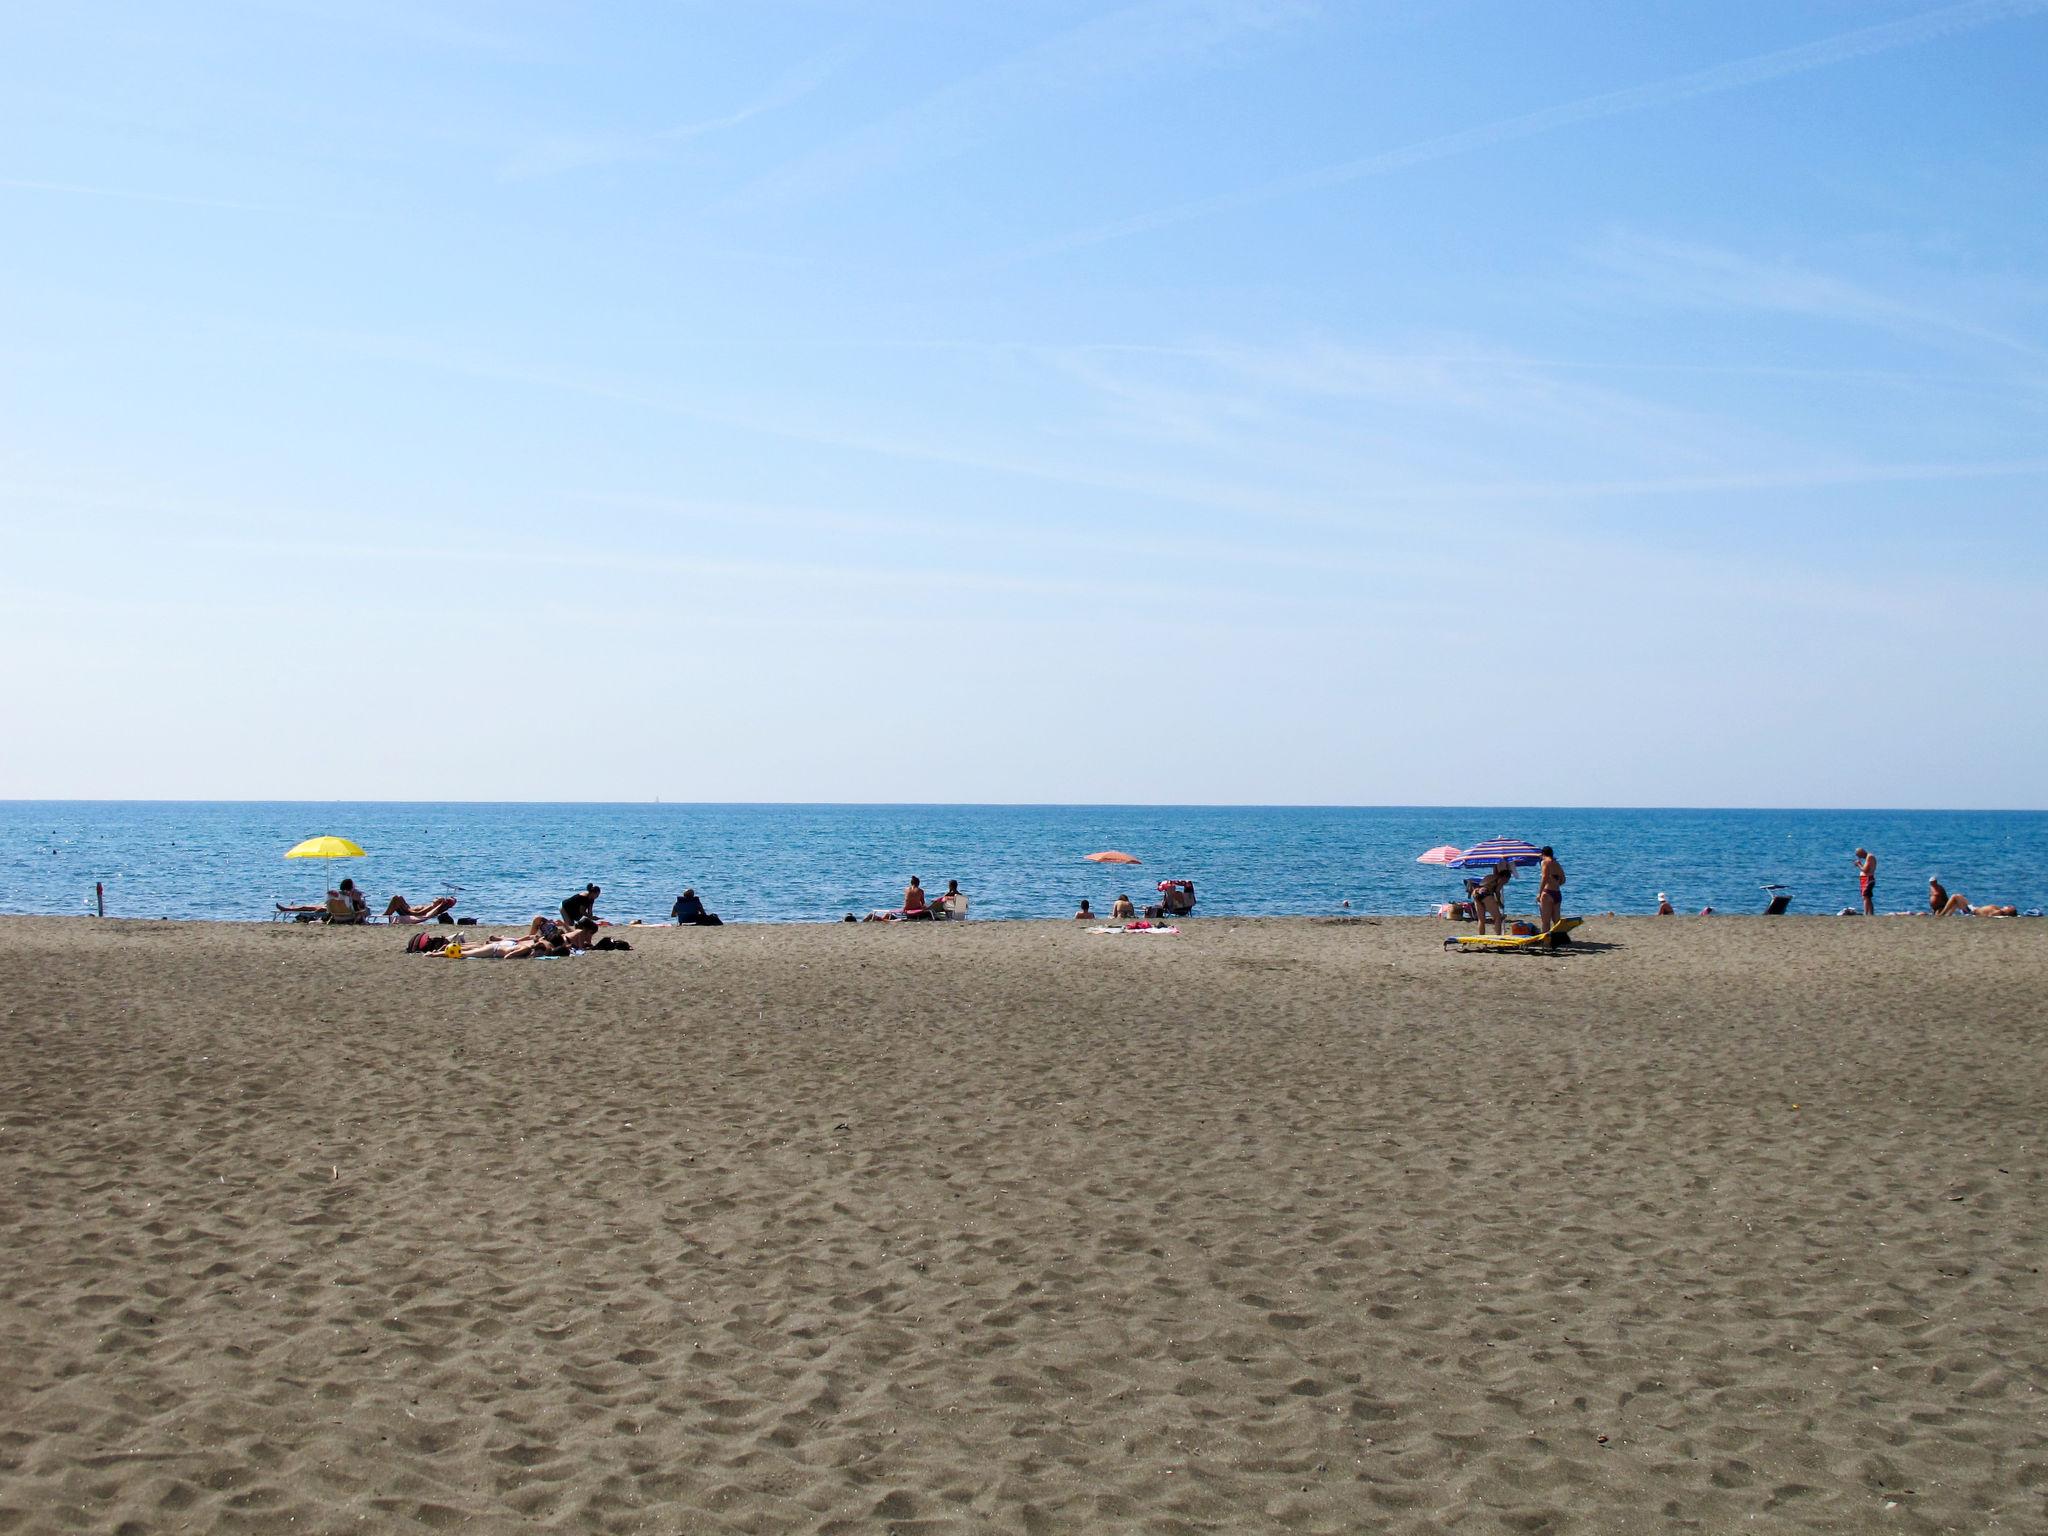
3;798;2044;815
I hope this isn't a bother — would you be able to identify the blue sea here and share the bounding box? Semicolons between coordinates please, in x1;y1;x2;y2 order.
2;803;2043;924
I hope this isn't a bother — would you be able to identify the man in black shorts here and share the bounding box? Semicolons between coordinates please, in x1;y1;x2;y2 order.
562;883;600;925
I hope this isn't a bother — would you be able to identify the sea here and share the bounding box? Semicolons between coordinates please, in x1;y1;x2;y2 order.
1;803;2043;925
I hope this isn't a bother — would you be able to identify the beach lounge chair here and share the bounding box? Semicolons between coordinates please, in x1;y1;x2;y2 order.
1448;918;1583;953
1147;880;1195;919
1761;884;1792;916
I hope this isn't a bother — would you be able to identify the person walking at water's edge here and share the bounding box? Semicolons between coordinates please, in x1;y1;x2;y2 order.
1537;846;1565;933
1855;848;1878;916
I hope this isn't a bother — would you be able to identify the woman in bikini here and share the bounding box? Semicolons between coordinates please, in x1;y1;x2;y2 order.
1537;847;1565;932
1471;862;1513;936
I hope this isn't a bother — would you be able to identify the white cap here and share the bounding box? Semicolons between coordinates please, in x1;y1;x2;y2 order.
1656;893;1667;902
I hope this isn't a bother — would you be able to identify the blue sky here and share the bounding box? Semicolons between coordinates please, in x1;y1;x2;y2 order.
3;0;2044;806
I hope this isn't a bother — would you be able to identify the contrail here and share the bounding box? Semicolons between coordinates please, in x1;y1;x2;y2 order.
1003;0;2048;262
0;175;290;214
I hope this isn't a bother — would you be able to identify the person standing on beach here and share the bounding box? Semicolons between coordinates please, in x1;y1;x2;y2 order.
1855;848;1878;916
1537;846;1565;932
1470;863;1511;935
562;883;600;926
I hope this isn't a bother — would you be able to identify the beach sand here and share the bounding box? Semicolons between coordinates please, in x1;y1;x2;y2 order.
1;914;2043;1534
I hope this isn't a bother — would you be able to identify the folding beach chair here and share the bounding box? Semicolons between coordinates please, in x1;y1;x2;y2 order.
323;891;368;925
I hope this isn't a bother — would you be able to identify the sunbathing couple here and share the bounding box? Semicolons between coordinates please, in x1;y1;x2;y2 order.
865;877;967;921
460;916;631;958
1928;877;2017;917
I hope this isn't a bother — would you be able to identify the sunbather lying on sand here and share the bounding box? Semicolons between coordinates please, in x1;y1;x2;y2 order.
385;894;457;923
458;935;537;959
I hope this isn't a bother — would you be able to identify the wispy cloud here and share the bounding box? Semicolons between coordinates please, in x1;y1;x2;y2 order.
301;322;2048;538
497;52;846;181
228;0;532;57
1588;232;2048;363
0;175;295;214
1000;0;2048;262
734;0;1317;208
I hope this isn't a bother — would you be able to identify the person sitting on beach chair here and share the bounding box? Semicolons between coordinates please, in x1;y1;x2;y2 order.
321;882;369;924
930;879;969;919
385;894;457;924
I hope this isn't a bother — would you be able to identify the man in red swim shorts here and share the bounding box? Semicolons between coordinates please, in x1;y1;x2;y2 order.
1855;848;1877;916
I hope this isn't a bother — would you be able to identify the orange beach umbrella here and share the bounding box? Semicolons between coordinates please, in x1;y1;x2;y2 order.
1085;850;1141;865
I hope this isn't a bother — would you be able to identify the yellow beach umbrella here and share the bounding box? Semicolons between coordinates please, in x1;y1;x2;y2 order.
284;835;367;909
285;836;367;860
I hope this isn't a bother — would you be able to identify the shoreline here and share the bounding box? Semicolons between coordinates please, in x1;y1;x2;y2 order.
6;907;2042;929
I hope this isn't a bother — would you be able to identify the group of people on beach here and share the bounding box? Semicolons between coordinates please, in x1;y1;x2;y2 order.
1638;848;2024;918
280;880;459;925
297;850;2027;932
1844;849;2018;917
1463;847;1566;936
859;876;968;921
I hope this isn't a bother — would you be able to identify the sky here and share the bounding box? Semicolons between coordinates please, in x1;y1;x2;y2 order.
2;0;2045;807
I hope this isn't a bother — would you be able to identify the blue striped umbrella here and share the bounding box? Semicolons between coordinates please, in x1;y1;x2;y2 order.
1448;837;1543;869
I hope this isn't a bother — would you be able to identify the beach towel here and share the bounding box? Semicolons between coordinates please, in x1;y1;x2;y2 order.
1087;923;1180;936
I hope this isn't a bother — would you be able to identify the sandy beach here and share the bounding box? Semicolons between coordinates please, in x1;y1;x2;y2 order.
1;913;2042;1534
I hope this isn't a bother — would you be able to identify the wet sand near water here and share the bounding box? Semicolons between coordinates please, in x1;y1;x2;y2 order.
1;914;2043;1533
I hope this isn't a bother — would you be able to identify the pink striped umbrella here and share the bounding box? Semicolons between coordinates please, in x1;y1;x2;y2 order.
1415;845;1463;866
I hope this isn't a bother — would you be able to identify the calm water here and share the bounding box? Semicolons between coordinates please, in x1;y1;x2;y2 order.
2;803;2043;924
